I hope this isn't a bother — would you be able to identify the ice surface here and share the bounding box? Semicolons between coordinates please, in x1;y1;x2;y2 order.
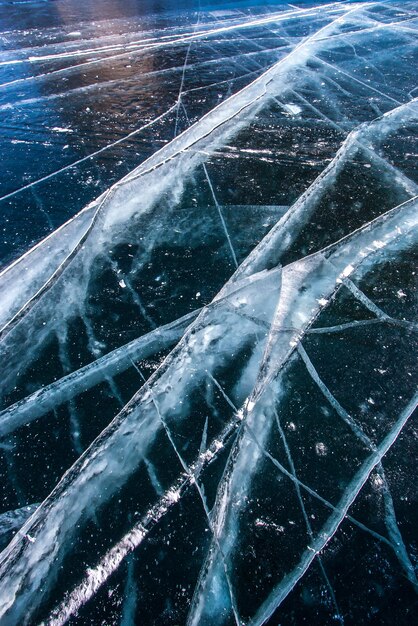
0;504;40;551
0;1;417;625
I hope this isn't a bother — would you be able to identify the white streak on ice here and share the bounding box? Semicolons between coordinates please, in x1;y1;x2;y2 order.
249;394;418;626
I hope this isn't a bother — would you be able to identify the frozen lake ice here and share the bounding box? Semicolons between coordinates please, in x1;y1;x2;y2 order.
0;1;417;624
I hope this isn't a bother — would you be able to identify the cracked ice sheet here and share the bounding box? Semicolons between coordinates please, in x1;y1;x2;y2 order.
0;101;406;506
0;1;341;265
186;198;418;625
0;3;371;517
0;264;284;624
0;193;416;626
1;3;387;405
270;403;418;624
0;3;414;478
1;1;414;263
0;2;416;623
3;12;417;413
